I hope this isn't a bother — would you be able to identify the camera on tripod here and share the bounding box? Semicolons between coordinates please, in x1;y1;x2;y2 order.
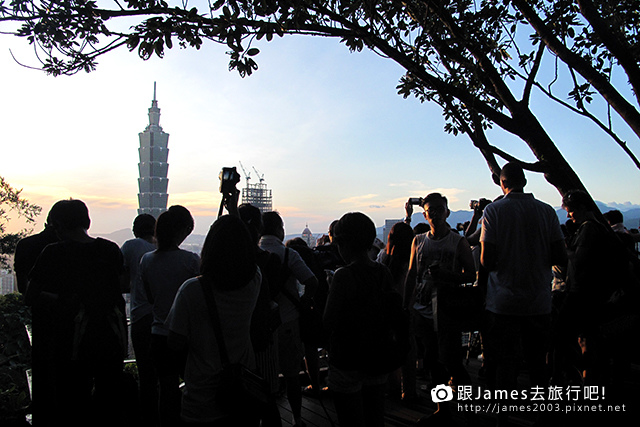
219;167;241;196
217;167;241;218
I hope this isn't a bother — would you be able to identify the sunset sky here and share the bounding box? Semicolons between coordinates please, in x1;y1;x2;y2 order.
1;28;639;238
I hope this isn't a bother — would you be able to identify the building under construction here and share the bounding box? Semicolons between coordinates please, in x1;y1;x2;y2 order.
239;163;273;213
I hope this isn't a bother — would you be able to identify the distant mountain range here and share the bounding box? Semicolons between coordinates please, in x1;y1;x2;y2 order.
96;201;640;247
406;200;640;233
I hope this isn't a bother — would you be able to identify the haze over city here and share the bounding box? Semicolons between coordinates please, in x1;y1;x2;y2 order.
2;32;639;238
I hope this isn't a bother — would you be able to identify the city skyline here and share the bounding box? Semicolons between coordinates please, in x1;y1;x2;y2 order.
2;33;639;237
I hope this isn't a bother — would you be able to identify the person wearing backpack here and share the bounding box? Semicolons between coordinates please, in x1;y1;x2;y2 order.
323;212;409;427
25;199;127;427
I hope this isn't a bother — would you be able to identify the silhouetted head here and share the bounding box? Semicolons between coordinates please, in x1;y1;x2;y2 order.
328;220;339;242
500;162;527;192
603;209;623;226
44;200;67;229
384;221;414;278
286;237;309;249
200;215;257;290
155;205;194;250
412;222;430;235
132;214;156;238
238;203;263;244
421;192;450;228
168;205;194;232
562;190;593;213
333;212;376;256
51;199;90;231
562;190;594;225
262;211;284;240
386;221;414;257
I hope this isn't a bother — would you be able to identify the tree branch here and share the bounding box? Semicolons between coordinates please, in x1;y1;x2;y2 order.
523;42;545;105
577;0;640;105
512;0;640;140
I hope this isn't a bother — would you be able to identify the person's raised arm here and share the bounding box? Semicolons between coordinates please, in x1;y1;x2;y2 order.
404;200;414;225
224;188;240;217
465;202;483;239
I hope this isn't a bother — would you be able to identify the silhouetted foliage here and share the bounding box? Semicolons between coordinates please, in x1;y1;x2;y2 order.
2;0;639;194
0;177;41;270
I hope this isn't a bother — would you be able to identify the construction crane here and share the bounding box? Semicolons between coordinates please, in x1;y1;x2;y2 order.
238;161;251;186
252;166;265;183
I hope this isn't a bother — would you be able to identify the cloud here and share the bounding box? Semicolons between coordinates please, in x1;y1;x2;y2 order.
168;191;220;214
81;197;138;211
338;194;379;206
415;188;467;205
388;180;425;188
271;205;326;222
13;185;137;212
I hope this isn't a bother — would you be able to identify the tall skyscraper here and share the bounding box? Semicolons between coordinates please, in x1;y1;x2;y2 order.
138;83;169;218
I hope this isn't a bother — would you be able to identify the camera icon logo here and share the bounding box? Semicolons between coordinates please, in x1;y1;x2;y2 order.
431;384;454;403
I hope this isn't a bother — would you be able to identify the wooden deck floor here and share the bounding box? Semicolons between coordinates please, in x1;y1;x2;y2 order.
276;351;640;427
275;356;484;427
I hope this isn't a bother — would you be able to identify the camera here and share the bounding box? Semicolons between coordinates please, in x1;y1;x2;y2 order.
470;198;491;211
219;167;241;195
409;197;423;206
431;384;454;403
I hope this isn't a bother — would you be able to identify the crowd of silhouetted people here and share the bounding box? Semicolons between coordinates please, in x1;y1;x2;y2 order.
13;162;640;427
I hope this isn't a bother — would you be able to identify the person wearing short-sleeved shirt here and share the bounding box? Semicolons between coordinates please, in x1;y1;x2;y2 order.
259;211;317;427
480;163;566;399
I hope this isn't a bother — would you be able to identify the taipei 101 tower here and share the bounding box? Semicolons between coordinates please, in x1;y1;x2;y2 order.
137;83;169;218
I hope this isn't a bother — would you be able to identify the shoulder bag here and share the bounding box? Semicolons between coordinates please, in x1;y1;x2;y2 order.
198;276;270;412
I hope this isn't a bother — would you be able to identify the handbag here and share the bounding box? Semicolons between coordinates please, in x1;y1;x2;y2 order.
198;277;270;412
330;263;410;375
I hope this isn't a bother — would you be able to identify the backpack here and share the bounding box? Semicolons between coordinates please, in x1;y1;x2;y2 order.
61;239;128;362
329;263;410;375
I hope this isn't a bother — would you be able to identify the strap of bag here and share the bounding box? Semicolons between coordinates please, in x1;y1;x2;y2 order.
198;276;231;367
